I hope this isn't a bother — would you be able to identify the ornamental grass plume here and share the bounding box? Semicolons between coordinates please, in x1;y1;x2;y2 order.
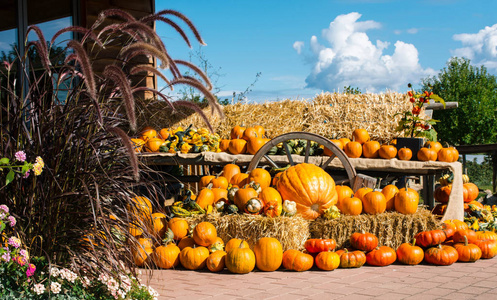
0;7;220;282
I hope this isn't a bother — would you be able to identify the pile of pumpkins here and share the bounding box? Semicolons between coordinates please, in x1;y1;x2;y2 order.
133;219;497;272
432;175;480;216
186;161;422;220
130;126;222;153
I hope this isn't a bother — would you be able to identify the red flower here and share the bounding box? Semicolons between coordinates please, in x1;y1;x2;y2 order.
412;107;421;115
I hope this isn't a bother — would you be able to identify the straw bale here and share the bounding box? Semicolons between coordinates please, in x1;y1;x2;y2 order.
186;212;310;251
309;209;441;250
139;92;416;143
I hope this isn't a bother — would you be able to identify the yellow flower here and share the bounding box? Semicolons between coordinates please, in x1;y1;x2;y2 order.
33;156;44;176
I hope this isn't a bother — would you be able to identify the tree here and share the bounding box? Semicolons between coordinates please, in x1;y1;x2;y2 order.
422;57;497;145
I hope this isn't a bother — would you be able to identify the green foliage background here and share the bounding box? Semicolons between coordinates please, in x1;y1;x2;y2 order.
422;57;497;146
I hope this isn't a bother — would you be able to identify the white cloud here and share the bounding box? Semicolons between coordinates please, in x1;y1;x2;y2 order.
452;24;497;71
294;12;435;92
407;28;419;34
293;41;304;55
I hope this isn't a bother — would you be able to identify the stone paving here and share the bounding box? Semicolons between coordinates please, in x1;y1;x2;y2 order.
139;256;497;299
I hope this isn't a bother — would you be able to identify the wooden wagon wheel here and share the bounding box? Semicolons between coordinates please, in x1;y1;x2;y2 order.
247;132;374;190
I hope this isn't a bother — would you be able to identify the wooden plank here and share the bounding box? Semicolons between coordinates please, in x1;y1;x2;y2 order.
456;144;497;154
425;102;458;110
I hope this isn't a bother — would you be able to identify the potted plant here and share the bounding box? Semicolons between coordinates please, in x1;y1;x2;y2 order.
395;84;445;159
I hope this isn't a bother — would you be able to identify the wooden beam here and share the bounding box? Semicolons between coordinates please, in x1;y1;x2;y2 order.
456;144;497;154
425;102;458;110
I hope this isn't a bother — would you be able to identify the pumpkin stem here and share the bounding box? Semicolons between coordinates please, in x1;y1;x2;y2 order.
463;235;468;246
238;240;245;248
206;183;213;189
412;238;417;246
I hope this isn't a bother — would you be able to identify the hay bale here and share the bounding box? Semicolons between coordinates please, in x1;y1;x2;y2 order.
309;209;441;250
139;92;417;143
186;212;310;251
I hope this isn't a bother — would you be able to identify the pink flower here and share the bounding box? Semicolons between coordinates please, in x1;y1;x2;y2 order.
8;215;16;227
0;205;9;213
24;170;30;179
26;263;36;277
14;151;26;162
8;237;21;248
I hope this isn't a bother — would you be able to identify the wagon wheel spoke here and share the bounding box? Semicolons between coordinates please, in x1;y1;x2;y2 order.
304;139;312;163
263;154;281;169
321;153;336;169
283;141;295;166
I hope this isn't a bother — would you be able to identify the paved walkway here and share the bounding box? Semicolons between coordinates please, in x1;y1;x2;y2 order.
139;256;497;300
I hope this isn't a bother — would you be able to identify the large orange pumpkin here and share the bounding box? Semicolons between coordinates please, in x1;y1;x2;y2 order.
192;222;217;247
153;243;181;269
276;163;337;220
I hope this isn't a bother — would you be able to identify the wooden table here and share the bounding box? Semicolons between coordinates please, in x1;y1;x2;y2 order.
138;152;464;221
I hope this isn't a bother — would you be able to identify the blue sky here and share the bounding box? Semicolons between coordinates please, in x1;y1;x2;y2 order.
156;0;497;102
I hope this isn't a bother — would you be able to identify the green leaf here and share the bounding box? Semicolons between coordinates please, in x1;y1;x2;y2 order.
0;222;5;234
5;170;14;186
0;158;9;165
21;164;30;174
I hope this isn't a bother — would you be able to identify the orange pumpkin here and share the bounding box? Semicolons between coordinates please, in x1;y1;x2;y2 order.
354;187;373;201
212;187;228;204
230;125;245;139
153;243;181;269
179;246;210;270
199;175;215;190
315;250;340;271
230;173;249;187
225;241;256;274
151;212;167;239
335;185;354;210
381;184;399;211
474;239;497;259
219;139;231;152
131;138;146;152
234;185;259;211
344;141;362;158
417;147;437;161
144;137;163;152
362;191;386;215
206;250;227;272
366;246;397;266
276;163;337;220
140;127;157;141
192;222;217;247
324;139;343;156
247;136;266;155
225;238;250;253
435;185;452;204
253;237;283;272
253;125;265;137
177;237;196;250
352;128;370;145
424;244;458;266
242;127;259;141
425;141;443;153
222;163;241;183
228;138;247;154
196;186;215;210
339;138;351;148
167;218;189;240
454;236;482;262
437;147;456;162
463;183;479;203
133;238;154;267
394;187;419;215
396;239;424;265
282;249;314;272
158;128;171;140
340;197;363;215
210;175;229;189
397;147;412;161
379;144;397;159
444;219;469;232
362;141;380;158
248;168;272;190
